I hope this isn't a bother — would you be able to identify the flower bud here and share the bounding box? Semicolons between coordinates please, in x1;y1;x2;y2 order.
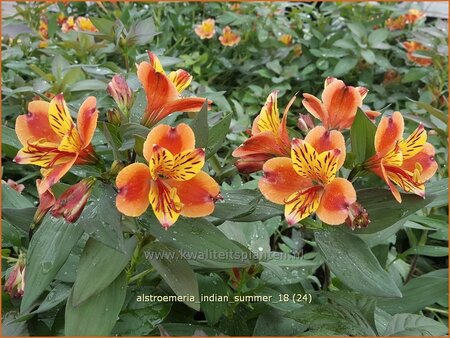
107;75;133;115
107;108;122;126
235;154;273;174
110;160;126;176
297;114;315;132
345;201;370;230
51;177;95;223
2;179;25;193
5;253;26;298
33;179;56;225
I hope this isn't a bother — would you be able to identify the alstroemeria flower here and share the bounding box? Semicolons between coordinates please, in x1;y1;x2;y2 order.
232;91;296;174
259;126;355;225
116;123;220;228
403;41;433;67
74;17;98;32
385;15;407;31
302;77;368;130
14;94;99;194
405;9;425;24
195;19;216;39
33;179;56;225
61;16;76;33
364;111;438;202
278;34;293;45
4;253;26;299
219;26;241;47
138;52;211;127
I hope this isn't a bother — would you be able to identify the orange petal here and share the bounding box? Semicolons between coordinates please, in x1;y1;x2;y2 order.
116;163;151;217
305;126;346;169
147;51;165;73
76;96;98;148
143;123;195;162
399;124;426;160
166;171;220;217
401;142;438;182
232;131;286;158
168;69;193;93
156;97;211;124
374;111;404;156
383;163;425;200
321;79;362;130
259;157;312;205
137;62;178;126
149;144;175;180
291;138;318;180
356;86;369;100
285;186;322;226
169;148;205;181
234;154;273;174
48;94;76;138
15;141;64;167
379;160;402;203
302;93;328;125
278;94;297;153
256;91;280;135
38;154;78;194
149;179;182;229
316;178;356;225
15;101;60;145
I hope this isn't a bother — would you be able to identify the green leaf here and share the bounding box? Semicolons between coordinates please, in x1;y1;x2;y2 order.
21;217;85;312
383;314;448;336
71;236;136;306
347;22;367;39
401;68;429;83
254;308;306;335
378;269;448;314
65;272;127;336
218;220;270;255
412;100;447;123
206;113;232;159
3;207;36;233
33;283;72;315
267;60;282;74
141;215;255;268
211;189;282;222
190;101;209;148
350;108;376;163
2;126;22;153
361;49;376;64
127;17;157;46
70;79;106;92
332;57;358;77
354;179;446;234
145;241;199;311
78;183;125;252
401;245;448;257
197;273;229;325
2;184;34;209
315;227;401;298
368;29;389;46
90;17;115;37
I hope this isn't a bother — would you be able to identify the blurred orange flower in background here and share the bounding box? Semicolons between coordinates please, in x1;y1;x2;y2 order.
75;17;98;32
278;34;292;45
219;26;241;47
195;18;216;39
403;41;433;67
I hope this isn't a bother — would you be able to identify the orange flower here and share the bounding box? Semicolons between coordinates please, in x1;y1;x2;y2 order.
14;94;99;194
195;19;216;39
61;16;75;33
405;9;424;24
403;41;433;67
302;77;368;130
232;91;297;174
75;17;98;32
385;15;407;31
39;17;48;40
219;26;241;47
278;34;292;45
57;13;66;26
364;111;438;203
138;52;211;127
116;124;220;228
259;126;355;225
293;44;303;57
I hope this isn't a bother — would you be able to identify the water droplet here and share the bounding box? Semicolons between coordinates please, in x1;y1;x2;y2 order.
41;261;53;274
258;247;264;252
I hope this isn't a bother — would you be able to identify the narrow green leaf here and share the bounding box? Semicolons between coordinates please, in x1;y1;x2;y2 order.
412;100;447;123
401;245;448;257
65;272;127;336
2;184;34;209
315;227;401;298
146;242;199;311
198;273;229;325
368;29;389;46
350;108;377;163
206;113;232;159
71;236;136;306
21;217;84;312
190;101;209;148
401;68;429;83
384;314;448;336
332;57;358;77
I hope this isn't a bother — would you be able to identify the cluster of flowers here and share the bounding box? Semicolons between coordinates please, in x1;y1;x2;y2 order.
38;14;97;47
233;78;438;227
194;18;241;47
385;9;432;67
13;52;219;233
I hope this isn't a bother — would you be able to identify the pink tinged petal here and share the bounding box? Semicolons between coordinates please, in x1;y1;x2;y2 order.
76;96;98;148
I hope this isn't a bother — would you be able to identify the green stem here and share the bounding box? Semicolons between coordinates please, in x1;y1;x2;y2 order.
347;165;363;182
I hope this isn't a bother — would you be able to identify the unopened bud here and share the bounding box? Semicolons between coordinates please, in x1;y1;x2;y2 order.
345;201;370;230
110;160;126;176
5;253;26;298
297;114;314;132
107;108;122;126
107;75;133;115
51;177;95;223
